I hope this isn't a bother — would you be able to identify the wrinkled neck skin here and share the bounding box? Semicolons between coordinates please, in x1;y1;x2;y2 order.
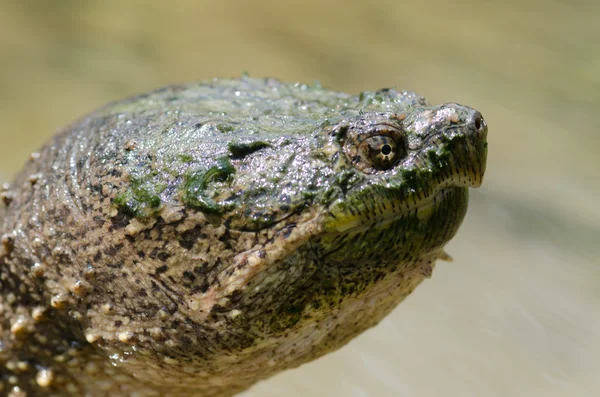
0;177;453;396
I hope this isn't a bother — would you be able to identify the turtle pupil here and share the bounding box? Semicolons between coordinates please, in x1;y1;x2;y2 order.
381;144;392;155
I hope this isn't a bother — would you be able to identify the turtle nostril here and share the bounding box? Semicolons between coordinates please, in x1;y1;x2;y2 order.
470;111;487;135
474;114;483;131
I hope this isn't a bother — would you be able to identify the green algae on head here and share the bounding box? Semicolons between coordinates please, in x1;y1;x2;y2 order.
0;76;487;396
181;156;236;214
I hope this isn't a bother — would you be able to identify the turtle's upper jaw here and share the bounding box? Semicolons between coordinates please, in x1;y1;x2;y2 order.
324;103;488;234
420;104;488;189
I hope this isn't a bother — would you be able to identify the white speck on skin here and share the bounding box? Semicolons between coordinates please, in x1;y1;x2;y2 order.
35;368;54;388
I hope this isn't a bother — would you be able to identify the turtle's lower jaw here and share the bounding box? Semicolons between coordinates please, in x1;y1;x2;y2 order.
441;143;487;189
324;184;469;235
318;185;469;271
323;147;487;235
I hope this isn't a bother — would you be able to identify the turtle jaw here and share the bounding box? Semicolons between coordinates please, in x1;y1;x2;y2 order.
321;163;482;236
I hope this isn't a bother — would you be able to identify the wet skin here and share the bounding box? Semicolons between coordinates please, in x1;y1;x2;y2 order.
0;77;487;396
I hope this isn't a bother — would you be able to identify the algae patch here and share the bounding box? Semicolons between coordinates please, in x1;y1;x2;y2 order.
178;154;195;163
228;141;270;159
113;178;166;219
182;156;236;214
217;124;235;133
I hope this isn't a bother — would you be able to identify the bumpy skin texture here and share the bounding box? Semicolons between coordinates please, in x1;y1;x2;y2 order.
0;77;487;397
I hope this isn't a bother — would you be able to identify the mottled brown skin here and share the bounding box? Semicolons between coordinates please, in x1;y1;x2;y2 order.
0;77;487;396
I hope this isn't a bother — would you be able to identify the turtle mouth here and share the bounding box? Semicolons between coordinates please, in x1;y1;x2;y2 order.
323;167;484;235
318;182;471;265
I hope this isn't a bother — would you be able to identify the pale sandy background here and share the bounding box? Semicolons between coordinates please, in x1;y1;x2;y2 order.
0;1;599;396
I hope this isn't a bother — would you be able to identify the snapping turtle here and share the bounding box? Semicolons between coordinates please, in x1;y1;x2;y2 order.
0;77;487;397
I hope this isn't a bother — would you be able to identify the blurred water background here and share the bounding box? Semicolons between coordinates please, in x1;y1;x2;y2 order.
0;1;598;396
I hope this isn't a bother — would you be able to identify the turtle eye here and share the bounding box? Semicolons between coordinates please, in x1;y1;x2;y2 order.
360;135;404;170
340;114;408;173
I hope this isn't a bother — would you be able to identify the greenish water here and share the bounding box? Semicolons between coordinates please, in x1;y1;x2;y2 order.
0;1;598;396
